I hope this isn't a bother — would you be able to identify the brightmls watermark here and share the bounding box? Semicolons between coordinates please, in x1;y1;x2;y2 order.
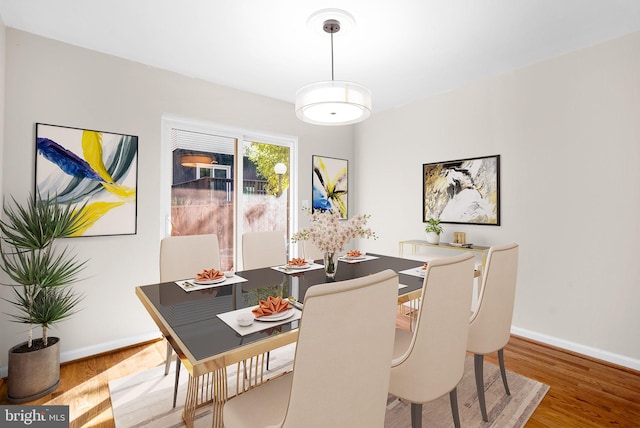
1;406;69;427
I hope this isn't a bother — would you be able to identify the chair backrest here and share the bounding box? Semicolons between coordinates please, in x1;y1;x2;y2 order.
159;234;221;282
299;239;324;262
242;230;286;270
281;269;399;428
467;242;519;354
389;252;475;403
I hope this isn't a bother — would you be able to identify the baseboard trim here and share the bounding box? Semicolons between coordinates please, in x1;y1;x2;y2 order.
3;328;638;378
0;331;162;379
511;326;640;371
60;332;163;364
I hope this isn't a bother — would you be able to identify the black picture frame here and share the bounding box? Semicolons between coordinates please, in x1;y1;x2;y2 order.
423;154;500;226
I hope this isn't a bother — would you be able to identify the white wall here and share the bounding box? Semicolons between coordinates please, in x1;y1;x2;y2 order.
0;17;5;206
355;32;640;369
2;26;638;374
0;29;353;375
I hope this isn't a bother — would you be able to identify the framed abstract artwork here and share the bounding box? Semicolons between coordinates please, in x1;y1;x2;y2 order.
35;123;139;237
423;154;500;226
312;155;348;218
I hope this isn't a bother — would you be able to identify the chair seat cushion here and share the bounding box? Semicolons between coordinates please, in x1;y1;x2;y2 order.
223;372;292;428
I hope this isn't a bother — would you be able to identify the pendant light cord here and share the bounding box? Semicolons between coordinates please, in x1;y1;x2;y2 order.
330;31;335;81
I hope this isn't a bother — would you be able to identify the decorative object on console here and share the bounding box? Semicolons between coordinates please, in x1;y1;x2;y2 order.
292;209;377;279
423;154;500;226
424;217;443;244
312;155;348;218
295;9;371;126
453;231;467;244
0;193;90;403
35;123;138;236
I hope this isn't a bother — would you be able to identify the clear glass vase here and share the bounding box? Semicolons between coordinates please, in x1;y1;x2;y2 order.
323;252;338;279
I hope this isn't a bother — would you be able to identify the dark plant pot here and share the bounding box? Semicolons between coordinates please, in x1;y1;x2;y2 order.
8;337;60;403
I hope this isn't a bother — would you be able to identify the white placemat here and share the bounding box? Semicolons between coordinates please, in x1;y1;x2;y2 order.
399;283;408;289
338;254;380;264
270;263;324;274
398;267;427;279
399;267;480;279
217;306;303;336
174;275;247;292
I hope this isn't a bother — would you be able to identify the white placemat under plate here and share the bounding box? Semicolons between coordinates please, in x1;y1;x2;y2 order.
398;267;427;279
338;254;380;264
270;263;324;274
174;275;247;292
399;267;480;279
218;306;303;336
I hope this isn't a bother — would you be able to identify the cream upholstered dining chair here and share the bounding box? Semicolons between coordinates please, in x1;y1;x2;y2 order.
242;230;287;270
241;230;287;369
223;269;399;428
159;233;221;407
467;242;519;422
298;239;324;262
388;252;476;428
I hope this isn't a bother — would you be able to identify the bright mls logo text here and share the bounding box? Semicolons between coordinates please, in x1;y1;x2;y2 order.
2;406;68;426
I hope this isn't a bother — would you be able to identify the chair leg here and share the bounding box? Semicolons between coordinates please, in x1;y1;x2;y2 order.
474;353;489;422
266;351;270;370
410;402;422;428
498;348;511;395
172;357;181;408
164;341;172;375
449;387;461;428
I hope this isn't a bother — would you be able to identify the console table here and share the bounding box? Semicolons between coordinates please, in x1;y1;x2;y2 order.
399;239;491;269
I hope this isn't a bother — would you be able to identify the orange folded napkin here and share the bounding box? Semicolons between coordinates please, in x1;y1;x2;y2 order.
196;268;224;281
347;250;362;257
420;262;428;270
252;296;292;318
287;258;307;266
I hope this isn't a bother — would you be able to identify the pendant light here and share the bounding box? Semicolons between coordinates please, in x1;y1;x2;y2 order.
295;14;371;126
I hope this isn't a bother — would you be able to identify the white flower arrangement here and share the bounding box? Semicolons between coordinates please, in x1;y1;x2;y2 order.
292;209;377;254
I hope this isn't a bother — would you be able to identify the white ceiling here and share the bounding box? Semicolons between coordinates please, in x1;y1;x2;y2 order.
1;0;639;114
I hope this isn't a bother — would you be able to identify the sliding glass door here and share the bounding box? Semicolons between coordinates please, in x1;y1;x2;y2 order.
161;116;296;271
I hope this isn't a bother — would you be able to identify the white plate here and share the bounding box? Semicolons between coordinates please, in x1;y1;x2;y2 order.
254;308;295;322
415;268;427;276
285;263;310;270
342;255;365;260
194;276;226;285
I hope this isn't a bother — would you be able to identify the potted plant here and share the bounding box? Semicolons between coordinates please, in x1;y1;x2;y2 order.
0;193;89;403
424;218;443;244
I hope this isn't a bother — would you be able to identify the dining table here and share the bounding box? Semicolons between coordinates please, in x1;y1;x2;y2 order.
135;252;480;427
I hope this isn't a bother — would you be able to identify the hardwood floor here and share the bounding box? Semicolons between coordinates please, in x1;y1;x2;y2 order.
1;333;639;427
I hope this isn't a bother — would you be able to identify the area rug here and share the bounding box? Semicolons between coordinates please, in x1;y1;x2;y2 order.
109;344;548;428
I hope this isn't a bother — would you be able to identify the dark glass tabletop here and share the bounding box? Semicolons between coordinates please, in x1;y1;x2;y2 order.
137;253;425;362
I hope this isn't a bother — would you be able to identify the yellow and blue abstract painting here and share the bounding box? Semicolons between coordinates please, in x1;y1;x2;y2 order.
35;123;138;236
312;155;348;219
